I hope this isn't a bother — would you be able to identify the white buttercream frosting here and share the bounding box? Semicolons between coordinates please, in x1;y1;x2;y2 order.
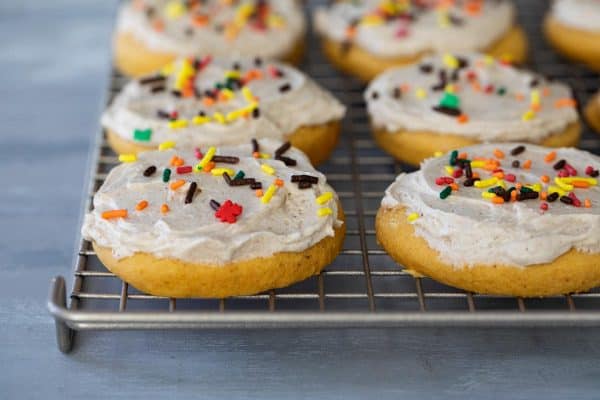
551;0;600;32
117;0;306;59
365;53;579;141
314;0;515;57
82;140;343;265
381;143;600;267
102;57;346;147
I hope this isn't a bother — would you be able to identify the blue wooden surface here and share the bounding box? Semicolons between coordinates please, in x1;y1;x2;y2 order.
1;1;600;399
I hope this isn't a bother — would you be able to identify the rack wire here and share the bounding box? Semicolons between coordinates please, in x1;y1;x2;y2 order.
48;0;600;353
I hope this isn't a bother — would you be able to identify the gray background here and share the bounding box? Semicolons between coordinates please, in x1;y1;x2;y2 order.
1;1;599;399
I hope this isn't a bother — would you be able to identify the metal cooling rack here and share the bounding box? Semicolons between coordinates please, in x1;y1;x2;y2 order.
49;0;600;353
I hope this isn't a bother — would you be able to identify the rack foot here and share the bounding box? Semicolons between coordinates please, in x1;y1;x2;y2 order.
48;276;75;353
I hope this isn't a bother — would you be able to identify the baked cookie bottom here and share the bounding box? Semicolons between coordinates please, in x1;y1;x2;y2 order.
93;205;345;298
114;31;306;78
584;93;600;134
544;15;600;72
320;25;528;82
371;121;581;166
106;120;341;166
376;206;600;297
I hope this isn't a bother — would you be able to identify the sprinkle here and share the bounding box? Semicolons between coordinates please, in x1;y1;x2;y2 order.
482;191;496;199
505;173;516;182
439;186;452;199
274;142;291;157
316;192;333;205
564;163;578;176
133;128;152;142
548;186;566;197
261;184;277;204
444;166;454;175
560;196;574;205
522;159;532;169
407;213;419;223
493;149;505;159
169;179;185;190
569;192;582;207
585;198;592;208
212;155;240;164
261;164;275;175
197;146;216;168
255;189;263;197
279;83;292;93
554;98;577;108
184;182;197;204
553;159;566;170
209;199;221;211
457;114;469;124
522;110;535;121
561;176;597;185
119;154;137;163
540;175;550;183
317;207;333;217
168;119;188;129
276;155;297;166
432;105;461;117
215;200;243;223
511;160;520;168
443;53;459;69
162;168;171;183
554;177;573;191
291;174;318;184
474;177;498;188
274;178;284;187
160;204;170;214
251;139;259;153
546;191;559;202
544;151;557;163
143;165;156;177
435;177;454;185
540;203;548;211
449;150;459;166
434;151;444;158
177;165;193;174
572;180;591;188
170;156;184;167
135;200;148;211
491;196;505;205
102;209;127;220
211;168;235;176
159;141;176;151
250;182;263;190
415;88;427;99
192;115;210;125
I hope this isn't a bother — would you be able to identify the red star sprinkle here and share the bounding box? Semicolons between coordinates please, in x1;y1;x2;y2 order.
215;200;243;223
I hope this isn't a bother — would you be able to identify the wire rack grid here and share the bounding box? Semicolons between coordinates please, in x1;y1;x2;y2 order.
49;0;600;353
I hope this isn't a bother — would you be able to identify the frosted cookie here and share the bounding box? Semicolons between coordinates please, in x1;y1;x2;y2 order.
544;0;600;71
115;0;306;77
585;91;600;133
82;139;345;298
365;53;581;166
376;143;600;297
102;57;346;166
314;0;527;82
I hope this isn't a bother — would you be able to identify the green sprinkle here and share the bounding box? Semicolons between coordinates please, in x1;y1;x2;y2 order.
440;92;460;109
520;186;533;193
497;87;506;96
162;168;171;183
440;186;452;200
233;170;245;180
449;150;458;166
133;128;152;142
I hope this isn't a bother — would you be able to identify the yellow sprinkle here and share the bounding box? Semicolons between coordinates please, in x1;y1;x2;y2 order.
317;207;333;217
496;179;506;189
168;119;188;129
118;154;137;163
220;88;235;100
165;1;185;19
522;110;536;121
443;53;459;69
160;62;175;76
444;166;454;175
158;141;176;151
241;87;256;103
261;164;275;175
560;176;597;185
415;88;427;99
213;112;226;124
260;153;271;159
261;184;277;204
554;177;574;191
530;89;540;105
360;14;384;26
192;115;210;125
407;212;419;223
470;160;485;168
548;185;566;196
481;192;496;199
267;14;284;28
211;168;235;176
444;84;456;94
433;151;444;158
483;55;495;65
316;192;333;205
224;71;241;80
525;183;542;192
197;146;216;168
437;11;450;28
474;177;499;188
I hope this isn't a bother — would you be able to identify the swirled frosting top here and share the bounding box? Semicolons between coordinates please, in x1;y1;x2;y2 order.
551;0;600;32
382;143;600;267
102;57;346;147
117;0;306;59
314;0;515;57
82;139;343;265
365;53;578;141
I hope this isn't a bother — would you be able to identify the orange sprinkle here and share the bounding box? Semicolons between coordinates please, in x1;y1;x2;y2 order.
543;87;551;97
572;180;591;189
492;196;505;205
522;159;532;169
202;97;215;107
152;19;164;32
255;189;263;197
170;156;184;167
471;82;481;92
516;183;523;190
585;198;592;208
541;191;547;201
102;209;128;220
540;175;550;183
218;91;231;102
161;204;170;214
457;114;469;124
515;93;525;101
554;98;577;108
493;149;505;159
191;14;209;27
450;183;459;191
544;151;557;163
472;172;480;179
493;171;504;179
274;178;284;187
202;161;215;172
511;190;518;202
530;103;541;112
170;180;186;190
400;83;411;93
135;200;148;211
458;152;468;160
252;151;260;159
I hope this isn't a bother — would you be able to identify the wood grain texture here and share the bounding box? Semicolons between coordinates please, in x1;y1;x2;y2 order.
1;1;600;399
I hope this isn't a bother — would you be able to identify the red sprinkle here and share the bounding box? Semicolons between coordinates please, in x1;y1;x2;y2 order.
505;173;516;182
452;169;463;178
215;200;243;223
564;163;577;176
194;148;203;159
540;202;548;211
568;192;582;207
435;177;454;185
558;170;569;178
176;165;193;174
